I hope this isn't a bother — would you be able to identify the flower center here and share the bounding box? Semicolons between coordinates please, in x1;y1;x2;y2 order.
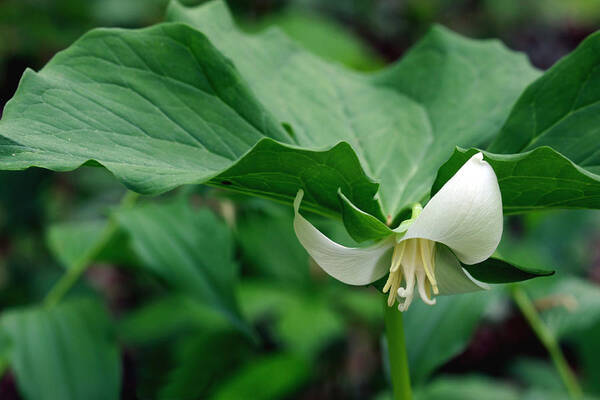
382;238;439;311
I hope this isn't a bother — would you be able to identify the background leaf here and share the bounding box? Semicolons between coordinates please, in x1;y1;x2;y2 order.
117;295;230;345
242;8;384;71
413;375;520;400
236;205;310;286
115;200;250;335
158;331;249;400
238;281;345;359
210;353;310;400
404;290;499;384
1;299;121;400
528;277;600;338
46;219;136;269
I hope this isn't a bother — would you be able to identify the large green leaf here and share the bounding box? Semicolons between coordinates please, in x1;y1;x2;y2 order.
489;31;600;174
0;23;286;187
433;147;600;213
0;299;121;400
0;0;538;236
114;200;250;335
0;22;380;224
168;0;538;219
214;139;383;221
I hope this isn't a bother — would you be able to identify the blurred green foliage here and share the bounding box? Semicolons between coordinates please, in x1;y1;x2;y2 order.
0;0;600;399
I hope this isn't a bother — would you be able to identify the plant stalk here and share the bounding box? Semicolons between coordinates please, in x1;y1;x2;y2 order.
511;285;582;400
384;300;412;400
44;191;139;307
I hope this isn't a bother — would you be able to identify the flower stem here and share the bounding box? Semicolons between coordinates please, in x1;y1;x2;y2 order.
384;299;412;400
511;285;582;399
44;191;139;308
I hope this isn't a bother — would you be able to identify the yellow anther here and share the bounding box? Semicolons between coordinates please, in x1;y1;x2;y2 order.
390;241;406;272
383;242;405;306
419;239;439;295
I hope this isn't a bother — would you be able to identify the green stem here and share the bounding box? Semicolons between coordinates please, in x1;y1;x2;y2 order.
44;191;139;308
511;285;582;400
384;299;412;400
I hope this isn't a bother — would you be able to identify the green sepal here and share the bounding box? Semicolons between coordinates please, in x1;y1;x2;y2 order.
462;257;554;284
338;189;391;242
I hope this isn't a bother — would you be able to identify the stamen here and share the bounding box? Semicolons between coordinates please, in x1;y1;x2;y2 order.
390;241;406;272
383;271;402;307
419;239;439;295
383;242;404;307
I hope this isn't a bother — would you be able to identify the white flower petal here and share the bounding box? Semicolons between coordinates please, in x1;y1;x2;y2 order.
435;245;489;295
293;190;394;285
403;152;503;265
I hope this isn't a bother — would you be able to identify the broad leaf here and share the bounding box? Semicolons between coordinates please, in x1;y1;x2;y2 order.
489;31;600;175
168;0;539;219
0;0;538;238
214;139;383;221
1;299;121;400
433;147;600;213
0;22;379;223
115;200;250;336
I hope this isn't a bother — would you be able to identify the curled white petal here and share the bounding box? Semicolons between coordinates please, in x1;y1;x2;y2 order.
435;245;489;294
403;152;503;265
293;190;394;285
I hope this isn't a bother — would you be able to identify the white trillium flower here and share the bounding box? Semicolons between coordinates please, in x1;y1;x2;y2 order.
293;153;503;311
